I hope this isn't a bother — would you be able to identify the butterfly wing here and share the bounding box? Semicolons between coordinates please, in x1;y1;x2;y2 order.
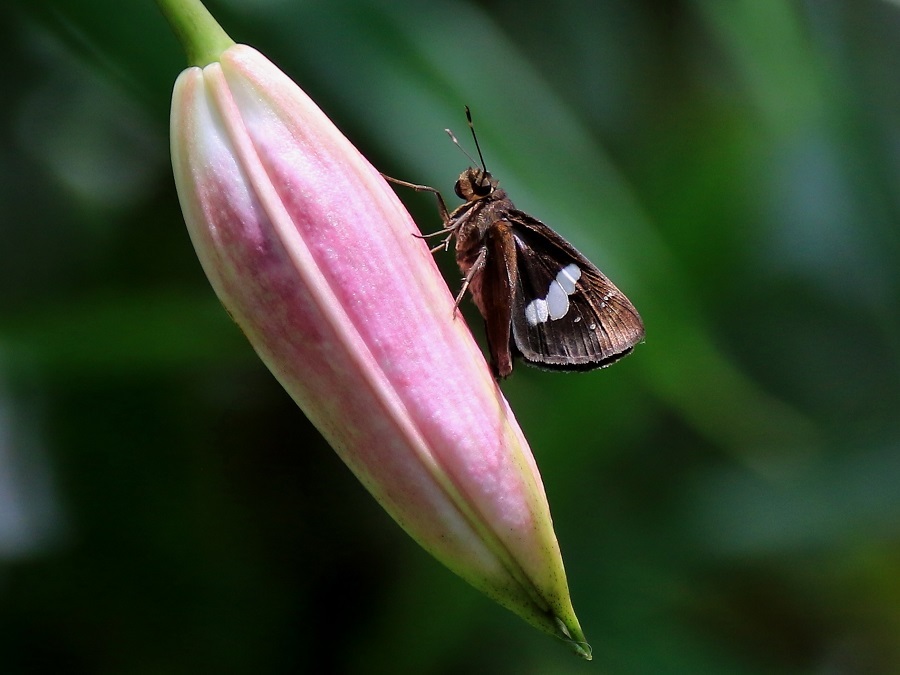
507;212;644;370
478;220;517;378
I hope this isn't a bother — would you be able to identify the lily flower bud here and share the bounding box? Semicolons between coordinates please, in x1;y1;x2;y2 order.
160;0;589;658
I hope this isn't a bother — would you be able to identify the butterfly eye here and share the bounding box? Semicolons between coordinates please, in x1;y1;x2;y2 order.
473;180;492;197
454;179;465;199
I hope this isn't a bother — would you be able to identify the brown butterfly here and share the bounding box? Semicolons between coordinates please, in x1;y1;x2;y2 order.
386;108;644;378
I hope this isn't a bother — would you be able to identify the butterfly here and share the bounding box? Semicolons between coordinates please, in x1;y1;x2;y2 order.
386;108;644;379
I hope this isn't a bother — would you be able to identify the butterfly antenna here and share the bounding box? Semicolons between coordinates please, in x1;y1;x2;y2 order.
445;107;489;176
445;127;479;167
465;106;488;172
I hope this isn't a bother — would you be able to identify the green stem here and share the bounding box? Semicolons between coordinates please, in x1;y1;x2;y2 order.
155;0;234;67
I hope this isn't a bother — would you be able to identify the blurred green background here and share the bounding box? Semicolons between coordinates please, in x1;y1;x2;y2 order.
2;0;899;673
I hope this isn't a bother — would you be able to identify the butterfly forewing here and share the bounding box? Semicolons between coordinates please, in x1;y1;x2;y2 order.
507;213;644;370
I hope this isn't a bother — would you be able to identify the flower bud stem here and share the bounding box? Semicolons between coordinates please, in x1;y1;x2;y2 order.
155;0;234;67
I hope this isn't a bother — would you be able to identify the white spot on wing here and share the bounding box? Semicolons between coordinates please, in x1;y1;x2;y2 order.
546;280;570;319
598;289;613;309
523;264;582;326
557;264;581;293
525;298;549;326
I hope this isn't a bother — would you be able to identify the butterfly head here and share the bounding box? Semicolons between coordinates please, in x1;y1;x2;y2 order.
454;168;498;203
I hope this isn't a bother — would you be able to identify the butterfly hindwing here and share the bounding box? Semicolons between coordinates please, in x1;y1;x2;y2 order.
479;220;517;378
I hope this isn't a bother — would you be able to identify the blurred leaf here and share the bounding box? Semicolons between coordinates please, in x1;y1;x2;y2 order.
0;291;248;378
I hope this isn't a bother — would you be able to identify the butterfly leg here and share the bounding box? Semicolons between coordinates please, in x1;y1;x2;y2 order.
454;245;487;313
380;174;451;222
408;226;454;254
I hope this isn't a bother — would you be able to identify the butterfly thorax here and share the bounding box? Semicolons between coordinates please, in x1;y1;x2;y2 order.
449;168;513;275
